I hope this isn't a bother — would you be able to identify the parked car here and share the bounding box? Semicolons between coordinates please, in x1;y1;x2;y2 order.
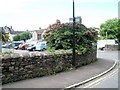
27;44;36;51
37;39;43;42
35;41;46;51
2;43;12;48
2;44;8;48
19;43;29;50
13;42;23;49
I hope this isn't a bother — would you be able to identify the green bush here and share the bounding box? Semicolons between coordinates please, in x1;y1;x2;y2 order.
13;32;32;42
44;22;98;53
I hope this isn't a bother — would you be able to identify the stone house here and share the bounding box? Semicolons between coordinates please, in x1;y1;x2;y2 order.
31;28;47;41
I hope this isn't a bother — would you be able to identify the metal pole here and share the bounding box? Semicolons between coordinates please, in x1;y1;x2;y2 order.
72;0;76;66
106;31;107;40
0;41;2;52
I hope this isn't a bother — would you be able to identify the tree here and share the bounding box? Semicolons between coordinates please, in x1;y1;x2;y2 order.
44;22;98;53
13;32;32;41
116;19;120;41
0;28;9;42
2;34;10;42
99;18;119;39
13;34;20;41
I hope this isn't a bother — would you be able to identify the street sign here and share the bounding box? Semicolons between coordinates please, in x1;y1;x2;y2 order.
69;16;82;24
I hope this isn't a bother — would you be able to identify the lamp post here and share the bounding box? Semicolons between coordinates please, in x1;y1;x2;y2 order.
72;0;76;66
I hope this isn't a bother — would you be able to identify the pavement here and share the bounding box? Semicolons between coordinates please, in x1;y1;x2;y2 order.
2;58;117;89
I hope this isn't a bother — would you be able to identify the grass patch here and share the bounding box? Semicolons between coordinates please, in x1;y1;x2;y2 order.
0;51;13;55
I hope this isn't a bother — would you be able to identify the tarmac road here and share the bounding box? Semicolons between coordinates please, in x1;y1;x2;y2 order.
97;50;118;61
91;51;120;89
77;50;119;89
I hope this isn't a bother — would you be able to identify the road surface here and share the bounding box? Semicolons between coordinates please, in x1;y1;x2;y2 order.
77;50;119;89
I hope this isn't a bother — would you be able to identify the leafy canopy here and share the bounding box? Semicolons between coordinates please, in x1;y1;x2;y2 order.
44;21;97;52
0;28;10;42
13;32;32;41
99;18;119;39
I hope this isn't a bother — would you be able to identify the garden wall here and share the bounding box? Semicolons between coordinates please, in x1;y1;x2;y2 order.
104;44;118;51
1;50;97;84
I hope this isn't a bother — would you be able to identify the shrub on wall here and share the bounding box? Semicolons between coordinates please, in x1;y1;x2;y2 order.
44;20;98;53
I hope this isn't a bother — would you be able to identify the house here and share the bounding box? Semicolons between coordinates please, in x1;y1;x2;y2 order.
31;28;47;41
0;26;14;34
31;20;61;41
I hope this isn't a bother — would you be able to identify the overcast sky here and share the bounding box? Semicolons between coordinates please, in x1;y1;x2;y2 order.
0;0;119;31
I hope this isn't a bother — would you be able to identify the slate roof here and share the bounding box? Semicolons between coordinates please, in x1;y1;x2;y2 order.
0;26;25;35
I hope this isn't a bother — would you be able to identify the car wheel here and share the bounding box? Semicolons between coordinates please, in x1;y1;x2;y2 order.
32;48;35;51
42;48;46;51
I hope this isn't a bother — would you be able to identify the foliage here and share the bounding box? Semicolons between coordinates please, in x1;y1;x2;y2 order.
2;34;10;42
0;28;10;42
99;18;119;39
13;34;20;41
44;22;98;53
13;32;32;41
117;19;120;50
116;19;120;40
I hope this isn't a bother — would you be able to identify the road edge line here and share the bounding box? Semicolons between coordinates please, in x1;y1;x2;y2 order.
65;60;117;89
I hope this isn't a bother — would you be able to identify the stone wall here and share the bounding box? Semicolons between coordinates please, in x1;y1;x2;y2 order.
104;44;118;51
1;50;97;84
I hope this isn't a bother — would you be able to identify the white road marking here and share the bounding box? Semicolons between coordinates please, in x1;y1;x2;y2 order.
83;68;118;88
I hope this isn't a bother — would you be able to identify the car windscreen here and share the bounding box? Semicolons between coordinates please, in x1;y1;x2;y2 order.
13;43;21;46
28;44;34;47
